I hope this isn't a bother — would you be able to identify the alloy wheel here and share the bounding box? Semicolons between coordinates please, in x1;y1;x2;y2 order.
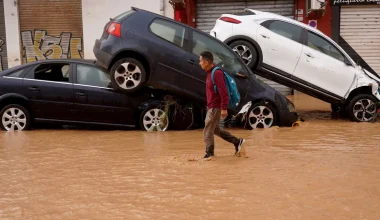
2;107;27;131
352;99;377;122
248;106;274;129
114;62;142;90
233;45;252;65
143;108;169;131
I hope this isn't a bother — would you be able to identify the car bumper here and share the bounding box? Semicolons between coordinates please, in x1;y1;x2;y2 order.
278;110;299;127
93;39;113;69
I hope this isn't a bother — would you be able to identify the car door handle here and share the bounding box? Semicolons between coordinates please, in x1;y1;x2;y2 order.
76;92;86;96
28;86;39;91
305;53;314;58
187;59;196;65
260;34;270;39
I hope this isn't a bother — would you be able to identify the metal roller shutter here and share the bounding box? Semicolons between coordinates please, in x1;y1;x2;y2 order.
18;0;84;64
0;0;8;71
340;5;380;75
195;0;294;95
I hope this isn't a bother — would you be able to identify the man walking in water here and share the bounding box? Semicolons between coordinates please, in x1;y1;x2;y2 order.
199;51;245;159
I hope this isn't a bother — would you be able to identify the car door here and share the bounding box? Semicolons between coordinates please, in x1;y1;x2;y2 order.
22;62;75;121
148;18;189;93
293;30;356;98
73;63;136;126
256;20;303;76
183;29;250;108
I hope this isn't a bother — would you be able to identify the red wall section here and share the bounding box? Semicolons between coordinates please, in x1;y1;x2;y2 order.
295;0;332;37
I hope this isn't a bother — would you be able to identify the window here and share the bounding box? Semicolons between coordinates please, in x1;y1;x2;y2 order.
149;19;186;48
76;64;111;88
307;31;346;62
27;63;70;82
192;31;248;75
7;69;25;78
268;21;302;42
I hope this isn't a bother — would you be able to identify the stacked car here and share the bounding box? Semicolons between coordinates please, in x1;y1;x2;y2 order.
0;7;298;132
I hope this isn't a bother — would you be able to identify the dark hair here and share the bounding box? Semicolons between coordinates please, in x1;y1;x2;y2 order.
200;51;213;63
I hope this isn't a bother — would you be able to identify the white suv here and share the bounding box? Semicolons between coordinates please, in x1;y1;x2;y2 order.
210;9;380;122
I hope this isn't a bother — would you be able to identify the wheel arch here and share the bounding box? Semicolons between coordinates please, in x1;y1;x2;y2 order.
344;86;374;106
224;35;264;69
0;94;34;119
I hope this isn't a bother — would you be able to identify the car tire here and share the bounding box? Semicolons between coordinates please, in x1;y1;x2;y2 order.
245;101;277;130
0;104;31;131
347;94;379;122
229;40;258;69
110;58;147;93
139;104;170;131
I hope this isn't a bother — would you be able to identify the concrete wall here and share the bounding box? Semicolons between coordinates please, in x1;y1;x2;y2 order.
4;0;21;68
82;0;174;59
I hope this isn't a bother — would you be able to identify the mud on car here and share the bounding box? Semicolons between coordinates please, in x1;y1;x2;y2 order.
93;7;299;130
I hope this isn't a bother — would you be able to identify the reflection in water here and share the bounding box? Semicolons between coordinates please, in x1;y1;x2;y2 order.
1;94;380;219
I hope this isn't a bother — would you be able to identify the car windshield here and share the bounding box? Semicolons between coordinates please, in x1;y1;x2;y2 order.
192;31;249;76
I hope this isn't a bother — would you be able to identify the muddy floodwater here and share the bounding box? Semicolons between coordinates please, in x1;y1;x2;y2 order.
1;93;380;220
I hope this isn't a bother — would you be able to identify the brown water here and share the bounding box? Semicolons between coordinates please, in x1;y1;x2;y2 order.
1;93;380;220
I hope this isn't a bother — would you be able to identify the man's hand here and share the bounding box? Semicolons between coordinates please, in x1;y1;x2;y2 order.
221;109;228;119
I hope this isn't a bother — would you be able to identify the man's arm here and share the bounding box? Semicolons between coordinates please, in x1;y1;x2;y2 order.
214;69;229;110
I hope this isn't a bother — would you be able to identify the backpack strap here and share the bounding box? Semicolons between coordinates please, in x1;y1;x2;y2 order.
211;66;220;93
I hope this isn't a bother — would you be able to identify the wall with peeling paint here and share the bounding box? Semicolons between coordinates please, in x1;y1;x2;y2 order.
82;0;174;59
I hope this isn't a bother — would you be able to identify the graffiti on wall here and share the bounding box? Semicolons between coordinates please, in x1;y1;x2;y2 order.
21;30;83;63
0;38;4;71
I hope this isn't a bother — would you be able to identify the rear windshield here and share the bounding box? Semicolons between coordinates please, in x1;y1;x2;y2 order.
113;10;136;22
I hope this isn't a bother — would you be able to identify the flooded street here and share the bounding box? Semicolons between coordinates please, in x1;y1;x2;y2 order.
1;93;380;220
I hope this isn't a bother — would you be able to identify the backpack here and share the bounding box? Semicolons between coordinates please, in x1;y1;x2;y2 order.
211;66;240;109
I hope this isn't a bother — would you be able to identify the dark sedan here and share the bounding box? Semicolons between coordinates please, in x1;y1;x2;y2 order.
0;59;206;131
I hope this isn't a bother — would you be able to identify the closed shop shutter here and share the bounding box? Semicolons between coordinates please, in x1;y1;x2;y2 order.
195;0;295;95
0;0;8;71
340;5;380;75
18;0;84;64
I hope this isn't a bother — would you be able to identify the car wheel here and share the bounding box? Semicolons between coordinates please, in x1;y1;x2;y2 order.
0;104;31;131
110;58;147;93
229;40;258;69
139;104;170;131
245;101;277;130
347;94;379;122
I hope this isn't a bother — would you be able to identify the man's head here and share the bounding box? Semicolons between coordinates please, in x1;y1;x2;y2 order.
199;51;214;71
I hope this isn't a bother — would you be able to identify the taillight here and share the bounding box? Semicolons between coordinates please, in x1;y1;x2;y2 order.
106;22;121;37
219;17;241;24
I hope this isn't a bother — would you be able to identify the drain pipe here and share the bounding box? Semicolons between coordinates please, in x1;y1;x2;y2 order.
160;0;165;16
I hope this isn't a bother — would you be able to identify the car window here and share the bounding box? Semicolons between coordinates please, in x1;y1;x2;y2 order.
307;31;346;62
76;64;111;88
6;69;25;78
149;19;186;48
26;63;70;82
268;20;302;43
192;31;248;75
